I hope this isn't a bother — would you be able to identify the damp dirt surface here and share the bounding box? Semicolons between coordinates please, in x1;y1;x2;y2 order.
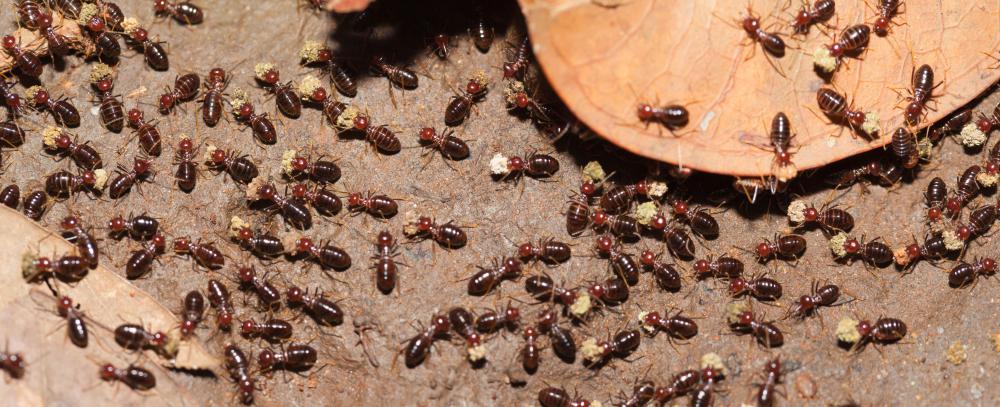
1;1;999;406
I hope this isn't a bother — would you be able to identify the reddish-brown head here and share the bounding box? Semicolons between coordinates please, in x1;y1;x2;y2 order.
99;363;116;381
377;231;394;247
636;103;654;121
130;27;148;42
31;89;49;105
844;238;861;254
419;127;435;142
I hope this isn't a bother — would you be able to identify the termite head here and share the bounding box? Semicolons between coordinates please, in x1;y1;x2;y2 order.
173;237;191;254
502;257;522;273
257;349;275;370
4;352;24;378
466;79;485;96
643;311;662;327
286;286;304;304
945;197;961;214
237;266;256;284
431;314;451;336
130;27;148;43
419;127;436;142
828;43;844;58
178;137;193;152
728;277;747;296
316;48;332;62
99;363;116;381
873;17;889;36
31;89;49;106
96;79;114;93
347;192;363;207
256;184;276;200
776;151;792;166
693;259;710;275
86;17;105;32
295;237;315;254
741;16;760;36
127;108;144;127
416;216;433;232
238;378;255;403
290;184;308;199
736;311;755;326
57;295;73;316
803;206;819;222
523;326;538;340
60;215;79;230
595;234;614;254
353;114;369;130
956;225;971;241
793;10;810;31
977;117;993;133
514;91;529;109
158;93;175;112
637;103;654;121
587;281;605;299
843;238;861;254
377;231;394;247
133;159;151;175
905;243;921;260
905;101;923;124
237;103;254;120
465;332;482;347
3;92;18;111
847;111;866;127
580;180;596;196
982;258;998;273
590;210;608;226
856;320;872;337
797;294;815;312
151;234;166;252
764;358;781;375
240;320;257;335
986;162;999;176
517;242;536;258
639;250;656;266
180;319;196;337
208;68;226;84
38;13;53;30
54;133;72;149
927;207;942;221
755;241;774;258
217;311;233;328
507;156;524;172
504;304;520;324
502;62;517;79
153;0;168;13
537;309;558;328
649;213;668;230
671;199;688;216
150;331;167;347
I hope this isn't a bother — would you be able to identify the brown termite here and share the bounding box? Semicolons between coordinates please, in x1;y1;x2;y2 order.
126;108;162;156
255;65;301;118
668;199;720;238
816;87;867;133
648;214;696;259
43;129;102;169
756;358;784;407
520;326;541;372
925;176;947;221
207;279;235;330
524;274;580;308
690;368;725;407
259;343;317;373
537;308;576;361
587;277;630;304
471;14;494;52
636;102;689;130
252;183;312;230
1;35;42;77
966;205;997;237
641;310;698;340
22;253;88;282
826;24;871;65
590;210;640;239
0;345;25;379
468;257;523;296
639;250;682;291
108;158;153;199
518;238;571;264
346;191;398;218
872;0;902;36
158;73;200;114
173;137;198;191
92;77;125;133
475;301;520;333
904;64;939;125
107;213;159;241
800;203;854;233
788;281;842;319
418;127;470;160
653;369;702;403
231;227;284;258
36;13;70;57
619;381;656;407
0;118;25;148
0;79;22;119
827;159;902;188
566;197;591;236
49;295;89;347
846;317;907;350
22;190;48;221
900;234;949;270
172;237;225;270
949;257;996;288
153;0;204;25
28;87;80;127
448;307;485;359
241;318;293;342
734;7;787;76
99;363;156;391
223;344;256;404
200;68;228;126
595;234;641;285
791;0;835;34
233;100;277;144
99;1;125;31
290;183;342;216
83;15;120;60
928;109;972;143
44;170;100;199
114;323;168;353
444;77;488;126
945;165;982;217
597;181;649;214
207;149;258;184
284;153;341;184
538;387;592;407
179;290;204;338
125;234;166;279
754;234;807;262
729;275;783;300
371;55;418;89
351;114;402;153
237;265;281;309
503;38;530;80
302;44;356;97
1;184;19;209
286;286;344;326
409;216;467;249
17;0;44;29
399;314;450;368
731;310;784;347
890;127;918;169
693;255;744;279
60;215;99;268
430;34;451;59
125;26;169;71
841;236;894;267
496;152;560;181
583;329;641;364
372;231;401;294
293;236;352;270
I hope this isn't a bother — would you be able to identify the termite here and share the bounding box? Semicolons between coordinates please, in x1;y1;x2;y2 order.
27;86;80;127
418;127;470;160
126;108;163;156
158;73;200;115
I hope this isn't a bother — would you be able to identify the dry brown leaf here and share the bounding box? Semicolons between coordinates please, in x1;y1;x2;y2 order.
0;206;220;373
520;0;1000;176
